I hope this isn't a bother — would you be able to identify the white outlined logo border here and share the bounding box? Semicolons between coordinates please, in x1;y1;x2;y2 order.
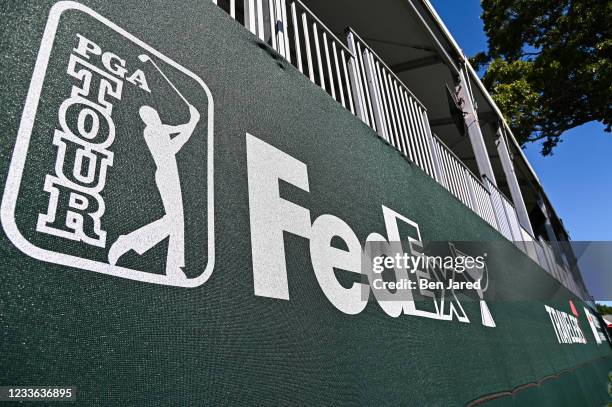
0;1;215;287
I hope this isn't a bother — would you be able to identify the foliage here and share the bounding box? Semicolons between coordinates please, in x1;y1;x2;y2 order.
472;0;611;155
597;303;612;316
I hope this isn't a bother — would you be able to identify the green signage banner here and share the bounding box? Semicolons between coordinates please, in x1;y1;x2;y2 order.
1;1;610;405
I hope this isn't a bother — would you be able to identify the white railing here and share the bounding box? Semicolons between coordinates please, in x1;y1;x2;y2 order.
485;178;524;244
519;225;540;264
432;135;498;229
540;239;576;292
346;29;439;182
212;0;590;301
519;226;587;300
223;0;357;113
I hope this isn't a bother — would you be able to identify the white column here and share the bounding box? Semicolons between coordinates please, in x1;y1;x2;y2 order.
496;127;534;236
538;198;565;264
456;67;497;185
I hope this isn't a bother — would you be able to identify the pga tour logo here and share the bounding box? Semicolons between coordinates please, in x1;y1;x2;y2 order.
0;2;214;287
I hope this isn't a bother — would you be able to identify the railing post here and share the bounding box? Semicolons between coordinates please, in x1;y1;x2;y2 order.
346;31;368;124
456;66;497;185
244;0;257;34
272;0;287;58
280;0;291;63
422;112;445;186
485;177;512;240
496;126;535;236
363;50;388;140
267;0;277;50
464;168;480;214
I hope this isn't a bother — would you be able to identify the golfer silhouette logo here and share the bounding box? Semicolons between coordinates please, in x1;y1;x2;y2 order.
107;54;200;283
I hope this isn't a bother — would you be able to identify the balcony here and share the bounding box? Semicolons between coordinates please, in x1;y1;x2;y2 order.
211;0;590;301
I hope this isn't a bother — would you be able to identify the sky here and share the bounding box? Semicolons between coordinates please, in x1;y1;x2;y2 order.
429;0;612;242
429;1;612;304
